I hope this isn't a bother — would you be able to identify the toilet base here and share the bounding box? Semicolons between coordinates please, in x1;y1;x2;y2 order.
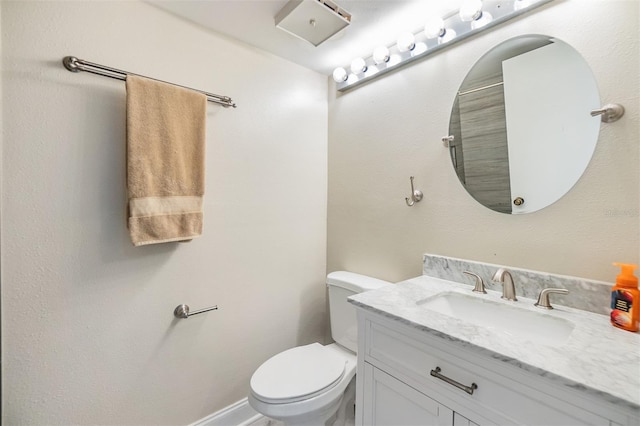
330;375;356;426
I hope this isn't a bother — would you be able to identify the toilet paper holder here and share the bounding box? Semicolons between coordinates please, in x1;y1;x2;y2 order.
174;304;218;319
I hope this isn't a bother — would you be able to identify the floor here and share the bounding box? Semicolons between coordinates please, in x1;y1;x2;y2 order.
246;417;284;426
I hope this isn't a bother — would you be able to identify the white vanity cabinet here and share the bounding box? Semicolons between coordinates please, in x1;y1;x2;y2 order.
355;309;638;426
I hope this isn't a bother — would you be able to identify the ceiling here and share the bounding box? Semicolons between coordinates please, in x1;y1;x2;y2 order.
149;0;463;75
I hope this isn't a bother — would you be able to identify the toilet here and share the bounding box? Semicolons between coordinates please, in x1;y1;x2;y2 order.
248;271;391;426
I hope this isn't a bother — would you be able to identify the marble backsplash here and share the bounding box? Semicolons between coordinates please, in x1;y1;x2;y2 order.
423;254;612;315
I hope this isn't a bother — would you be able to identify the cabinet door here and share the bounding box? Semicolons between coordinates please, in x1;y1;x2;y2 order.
453;412;479;426
362;363;453;426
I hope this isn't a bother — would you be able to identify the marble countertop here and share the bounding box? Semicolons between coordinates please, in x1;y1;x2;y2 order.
349;275;640;412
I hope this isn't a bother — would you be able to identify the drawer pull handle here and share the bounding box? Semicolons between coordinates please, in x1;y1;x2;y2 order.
430;367;478;395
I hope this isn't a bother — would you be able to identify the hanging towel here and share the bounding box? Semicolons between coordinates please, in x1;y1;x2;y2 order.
126;75;207;246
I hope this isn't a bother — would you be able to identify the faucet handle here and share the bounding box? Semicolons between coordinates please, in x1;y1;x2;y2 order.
463;271;487;294
534;288;569;309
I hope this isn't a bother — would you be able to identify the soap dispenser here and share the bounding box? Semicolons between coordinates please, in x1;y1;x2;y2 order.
610;263;639;332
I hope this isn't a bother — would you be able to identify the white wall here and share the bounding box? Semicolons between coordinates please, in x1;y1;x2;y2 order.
1;1;327;424
328;0;639;283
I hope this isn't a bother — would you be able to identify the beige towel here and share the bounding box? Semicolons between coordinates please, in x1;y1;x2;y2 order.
126;75;207;246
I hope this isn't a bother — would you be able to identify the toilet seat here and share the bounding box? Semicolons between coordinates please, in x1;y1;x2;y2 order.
250;343;347;404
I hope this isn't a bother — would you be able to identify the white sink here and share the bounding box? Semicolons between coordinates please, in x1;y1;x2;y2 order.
417;291;574;346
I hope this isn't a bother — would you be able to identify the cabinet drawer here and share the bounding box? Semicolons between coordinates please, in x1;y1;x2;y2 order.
365;319;610;426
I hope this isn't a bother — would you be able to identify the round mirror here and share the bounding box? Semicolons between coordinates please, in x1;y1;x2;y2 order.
448;35;601;214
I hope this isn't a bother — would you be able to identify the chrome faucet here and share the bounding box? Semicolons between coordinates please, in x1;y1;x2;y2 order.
492;268;518;301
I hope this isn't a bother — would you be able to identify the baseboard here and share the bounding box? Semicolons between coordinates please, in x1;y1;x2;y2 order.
190;397;264;426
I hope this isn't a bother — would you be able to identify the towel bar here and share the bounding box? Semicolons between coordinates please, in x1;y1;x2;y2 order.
63;56;236;108
174;304;218;319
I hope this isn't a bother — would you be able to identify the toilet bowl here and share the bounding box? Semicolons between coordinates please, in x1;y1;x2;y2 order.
248;271;391;426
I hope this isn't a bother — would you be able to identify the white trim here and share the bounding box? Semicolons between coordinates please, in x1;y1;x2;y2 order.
190;398;265;426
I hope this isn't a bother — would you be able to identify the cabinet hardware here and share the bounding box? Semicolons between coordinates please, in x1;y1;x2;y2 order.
430;367;478;395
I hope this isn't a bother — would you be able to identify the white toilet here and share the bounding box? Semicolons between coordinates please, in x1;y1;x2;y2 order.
248;271;391;426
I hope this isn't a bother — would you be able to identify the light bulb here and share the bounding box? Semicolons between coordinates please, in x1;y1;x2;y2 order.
514;0;533;10
438;28;457;44
412;42;428;56
388;54;402;67
350;57;367;74
459;0;483;22
332;67;347;83
372;46;390;64
424;16;445;39
397;32;416;52
471;11;493;29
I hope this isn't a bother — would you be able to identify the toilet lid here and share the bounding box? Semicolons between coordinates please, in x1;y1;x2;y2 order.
250;343;347;403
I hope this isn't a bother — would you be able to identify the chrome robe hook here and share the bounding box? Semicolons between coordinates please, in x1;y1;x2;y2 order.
405;176;423;207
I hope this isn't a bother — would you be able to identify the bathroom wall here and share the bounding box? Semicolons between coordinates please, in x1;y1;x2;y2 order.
1;1;327;424
328;0;639;283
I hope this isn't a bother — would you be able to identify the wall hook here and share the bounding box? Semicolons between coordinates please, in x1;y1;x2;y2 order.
405;176;423;207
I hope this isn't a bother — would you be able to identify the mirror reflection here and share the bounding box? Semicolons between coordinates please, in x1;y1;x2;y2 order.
448;35;601;214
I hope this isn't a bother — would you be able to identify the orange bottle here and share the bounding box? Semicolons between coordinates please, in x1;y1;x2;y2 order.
610;263;639;332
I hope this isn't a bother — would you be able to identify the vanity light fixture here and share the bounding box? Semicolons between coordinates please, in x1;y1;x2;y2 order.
412;42;428;56
332;67;348;83
350;57;367;74
459;0;484;22
332;0;553;92
514;0;534;11
397;32;416;52
424;16;446;39
471;11;493;29
372;46;390;64
439;28;458;44
424;16;457;45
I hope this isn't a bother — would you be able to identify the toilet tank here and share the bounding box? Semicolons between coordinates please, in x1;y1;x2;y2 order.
326;271;391;353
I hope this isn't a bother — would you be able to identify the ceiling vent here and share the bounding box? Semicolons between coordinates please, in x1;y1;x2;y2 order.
275;0;351;47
